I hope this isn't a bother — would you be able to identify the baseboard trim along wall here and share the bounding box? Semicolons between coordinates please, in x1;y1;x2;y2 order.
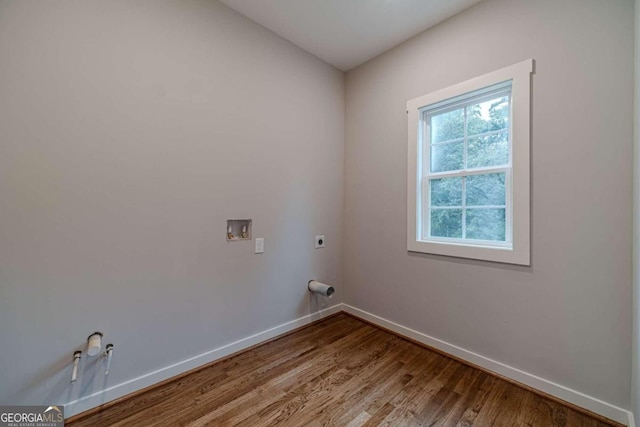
65;303;634;426
63;304;343;418
341;304;633;427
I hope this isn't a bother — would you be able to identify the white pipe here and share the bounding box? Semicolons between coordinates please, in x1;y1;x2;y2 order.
308;280;335;298
87;332;103;357
71;351;81;383
104;344;114;376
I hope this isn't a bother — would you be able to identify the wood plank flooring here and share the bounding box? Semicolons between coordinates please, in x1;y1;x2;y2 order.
68;314;622;427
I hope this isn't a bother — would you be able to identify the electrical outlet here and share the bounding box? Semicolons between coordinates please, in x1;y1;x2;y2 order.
315;235;325;249
255;238;264;254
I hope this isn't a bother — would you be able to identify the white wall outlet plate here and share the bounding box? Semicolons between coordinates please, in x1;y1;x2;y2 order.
255;238;264;254
315;235;325;248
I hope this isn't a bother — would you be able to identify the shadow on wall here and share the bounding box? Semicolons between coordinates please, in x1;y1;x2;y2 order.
9;339;109;406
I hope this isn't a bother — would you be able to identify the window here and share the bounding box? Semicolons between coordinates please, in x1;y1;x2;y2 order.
407;59;532;265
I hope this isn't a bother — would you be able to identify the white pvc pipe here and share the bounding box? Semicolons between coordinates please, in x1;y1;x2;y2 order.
308;280;335;298
71;351;81;383
104;344;114;376
87;332;103;357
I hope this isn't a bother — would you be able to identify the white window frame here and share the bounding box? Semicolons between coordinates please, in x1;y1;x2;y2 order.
407;59;533;265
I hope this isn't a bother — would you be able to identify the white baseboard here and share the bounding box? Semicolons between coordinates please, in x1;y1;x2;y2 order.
65;303;634;426
64;304;342;418
342;304;633;426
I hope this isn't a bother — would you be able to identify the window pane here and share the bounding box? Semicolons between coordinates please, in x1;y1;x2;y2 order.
466;208;506;241
431;141;463;172
467;95;510;137
467;131;509;169
430;177;462;206
430;209;462;238
430;108;464;143
466;173;506;206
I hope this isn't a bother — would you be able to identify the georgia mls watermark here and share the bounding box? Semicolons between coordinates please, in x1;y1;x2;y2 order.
0;406;64;427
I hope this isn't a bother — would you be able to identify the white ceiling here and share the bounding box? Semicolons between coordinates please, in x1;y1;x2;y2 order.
219;0;482;71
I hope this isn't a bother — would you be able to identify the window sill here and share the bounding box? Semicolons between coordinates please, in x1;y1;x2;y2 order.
407;238;529;265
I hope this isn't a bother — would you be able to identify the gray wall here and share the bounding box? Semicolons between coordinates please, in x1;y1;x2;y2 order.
0;0;344;407
344;0;633;408
633;0;640;420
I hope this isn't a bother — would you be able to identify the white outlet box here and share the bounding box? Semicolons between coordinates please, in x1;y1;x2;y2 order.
315;235;325;249
255;238;264;254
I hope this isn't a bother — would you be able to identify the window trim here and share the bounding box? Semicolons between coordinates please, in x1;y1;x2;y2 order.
407;59;533;265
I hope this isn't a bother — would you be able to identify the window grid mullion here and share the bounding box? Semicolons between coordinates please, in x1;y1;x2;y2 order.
430;137;464;146
431;205;507;210
462;106;468;239
463;105;468;170
465;205;507;209
423;175;429;240
461;176;466;239
429;166;510;179
431;128;508;146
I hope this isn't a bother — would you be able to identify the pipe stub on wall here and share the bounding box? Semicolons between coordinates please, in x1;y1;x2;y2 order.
308;280;335;298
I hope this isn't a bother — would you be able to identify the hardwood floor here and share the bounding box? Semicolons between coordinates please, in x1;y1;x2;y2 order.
68;314;622;427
